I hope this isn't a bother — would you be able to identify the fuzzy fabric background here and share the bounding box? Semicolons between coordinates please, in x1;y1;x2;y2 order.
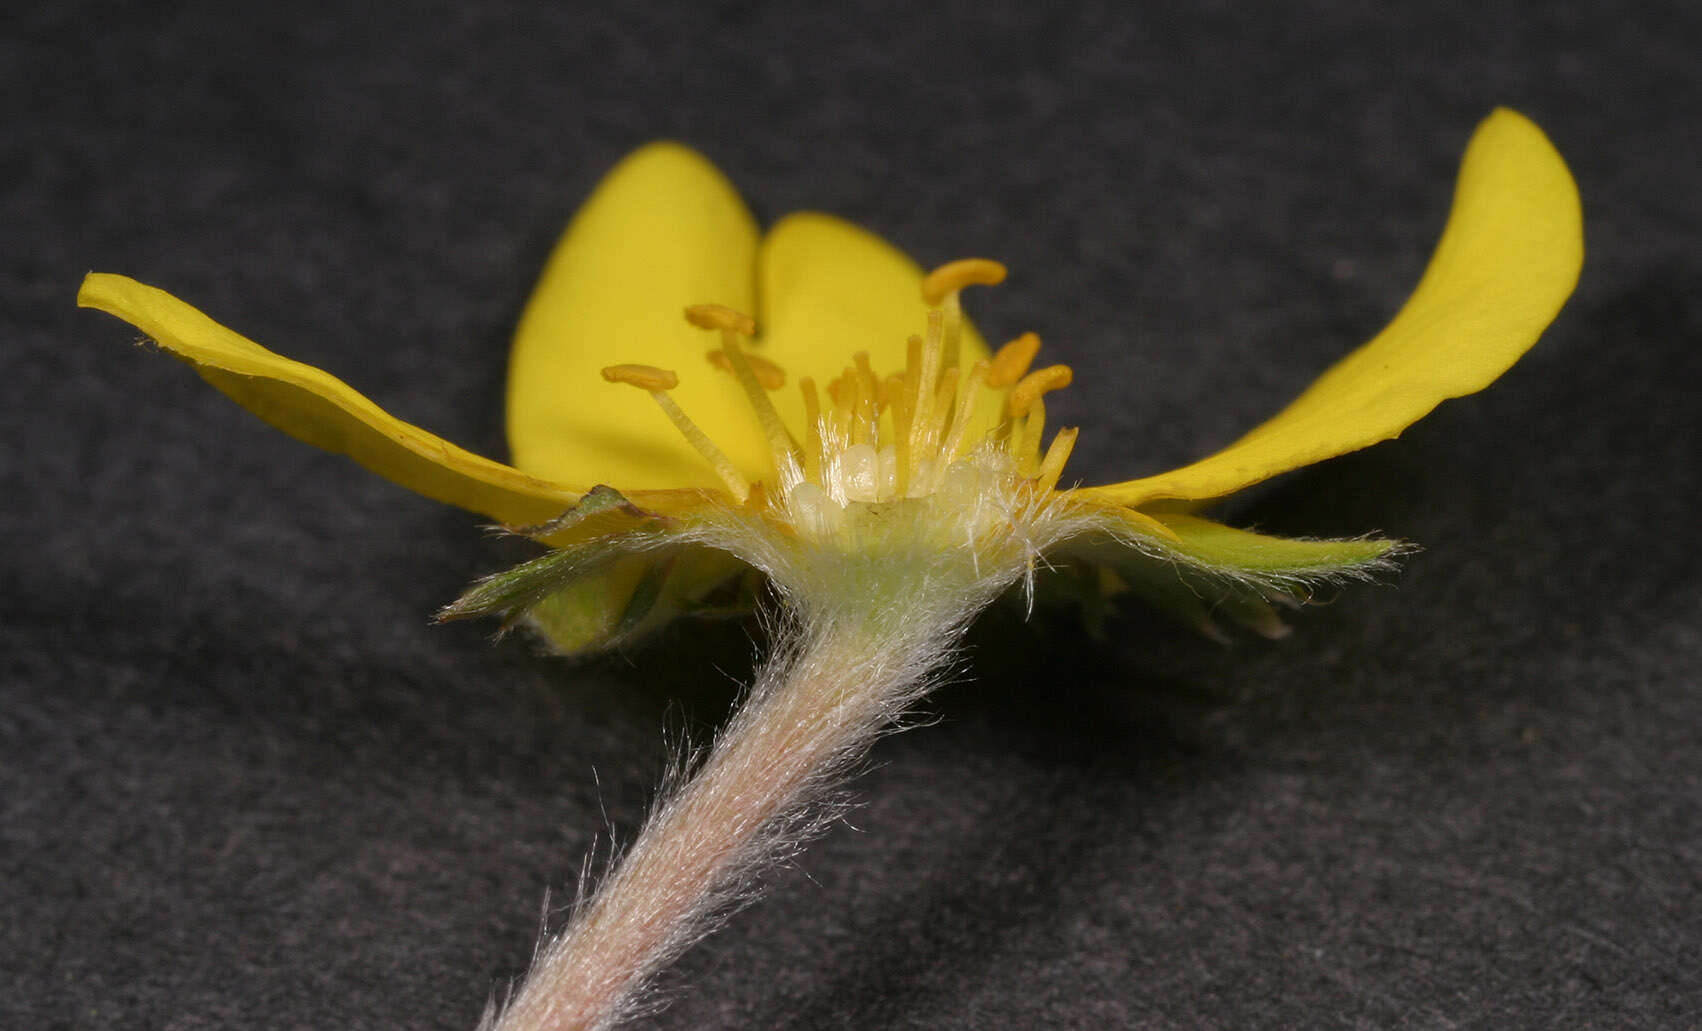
5;2;1699;1028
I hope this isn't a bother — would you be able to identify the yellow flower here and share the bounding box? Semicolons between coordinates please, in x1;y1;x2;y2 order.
78;109;1583;1031
78;107;1581;650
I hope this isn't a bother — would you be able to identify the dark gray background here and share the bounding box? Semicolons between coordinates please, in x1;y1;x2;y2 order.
6;3;1698;1028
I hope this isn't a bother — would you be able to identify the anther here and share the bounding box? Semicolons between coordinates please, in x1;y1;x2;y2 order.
707;349;786;390
1007;364;1074;417
921;258;1007;306
601;364;680;391
986;332;1041;388
683;304;756;336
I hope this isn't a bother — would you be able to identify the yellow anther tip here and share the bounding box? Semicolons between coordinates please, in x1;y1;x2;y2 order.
921;258;1008;306
601;364;679;391
1008;364;1074;416
987;331;1042;388
684;303;757;336
707;348;787;390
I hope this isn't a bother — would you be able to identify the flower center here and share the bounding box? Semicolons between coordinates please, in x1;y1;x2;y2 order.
601;259;1081;540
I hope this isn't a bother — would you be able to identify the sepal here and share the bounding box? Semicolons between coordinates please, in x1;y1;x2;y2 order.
439;486;755;655
436;535;665;634
1060;511;1410;640
503;484;661;539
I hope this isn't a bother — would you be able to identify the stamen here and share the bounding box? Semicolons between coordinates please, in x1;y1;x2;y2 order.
707;349;786;390
936;360;989;471
878;373;904;414
1007;364;1073;417
910;309;945;464
1035;426;1079;493
923;258;1006;382
685;306;797;464
729;335;799;459
816;416;845;505
799;375;823;481
920;258;1007;307
853;352;880;426
800;376;822;430
601;364;679;392
888;373;915;495
603;364;750;501
612;265;1086;522
928;371;957;453
937;298;963;377
828;370;855;442
987;332;1041;389
651;392;751;501
844;367;868;446
1013;396;1047;474
899;335;923;433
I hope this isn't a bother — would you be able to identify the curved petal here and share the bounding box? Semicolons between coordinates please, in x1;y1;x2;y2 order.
508;142;764;490
1083;108;1583;507
80;272;584;526
756;212;997;440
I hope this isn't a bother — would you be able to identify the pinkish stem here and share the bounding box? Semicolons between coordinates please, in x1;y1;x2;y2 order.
486;610;955;1031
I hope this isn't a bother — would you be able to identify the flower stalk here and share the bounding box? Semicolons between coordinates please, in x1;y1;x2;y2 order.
486;555;1016;1031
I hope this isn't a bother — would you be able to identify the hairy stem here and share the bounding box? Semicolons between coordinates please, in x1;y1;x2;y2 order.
485;601;968;1031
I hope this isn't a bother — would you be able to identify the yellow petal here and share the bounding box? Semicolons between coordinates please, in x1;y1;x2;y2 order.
1084;108;1583;507
755;212;996;440
507;141;764;490
80;272;583;526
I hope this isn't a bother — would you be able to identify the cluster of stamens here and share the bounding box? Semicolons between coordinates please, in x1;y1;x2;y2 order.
601;259;1080;541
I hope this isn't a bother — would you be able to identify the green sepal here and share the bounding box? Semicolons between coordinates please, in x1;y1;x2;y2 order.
502;483;655;539
439;484;757;655
1154;513;1398;574
1060;512;1409;640
436;535;656;632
